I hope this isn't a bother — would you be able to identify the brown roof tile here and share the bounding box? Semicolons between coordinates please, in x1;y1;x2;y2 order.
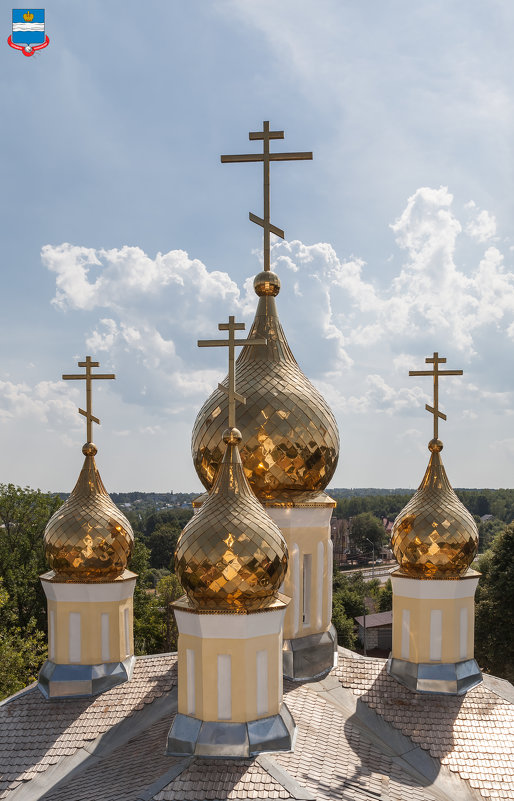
153;759;293;801
39;716;183;801
336;656;514;800
0;654;177;798
271;682;438;801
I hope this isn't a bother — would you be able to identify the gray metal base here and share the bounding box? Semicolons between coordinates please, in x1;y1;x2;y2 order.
167;704;296;758
283;624;337;681
38;656;136;699
386;657;482;695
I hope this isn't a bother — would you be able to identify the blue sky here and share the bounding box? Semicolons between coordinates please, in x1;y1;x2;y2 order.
2;1;514;492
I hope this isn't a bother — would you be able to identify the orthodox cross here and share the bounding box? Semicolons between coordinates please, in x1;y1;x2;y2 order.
198;316;266;429
409;352;463;439
221;121;312;272
63;356;115;443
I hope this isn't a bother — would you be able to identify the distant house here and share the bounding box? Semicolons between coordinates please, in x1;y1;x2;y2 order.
330;517;350;566
381;516;394;534
355;610;392;651
480;514;494;522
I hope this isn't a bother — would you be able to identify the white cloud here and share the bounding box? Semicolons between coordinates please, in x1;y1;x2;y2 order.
268;187;514;358
0;380;79;427
465;201;497;243
41;187;514;440
338;375;427;417
42;244;240;313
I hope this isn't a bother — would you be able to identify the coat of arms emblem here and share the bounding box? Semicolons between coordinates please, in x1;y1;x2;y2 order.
8;9;49;56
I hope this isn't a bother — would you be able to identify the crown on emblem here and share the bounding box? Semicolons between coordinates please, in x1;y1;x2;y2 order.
23;10;34;22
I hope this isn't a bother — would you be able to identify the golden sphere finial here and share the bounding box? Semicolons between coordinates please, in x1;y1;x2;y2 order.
254;271;280;297
428;438;443;452
82;442;98;456
223;427;242;445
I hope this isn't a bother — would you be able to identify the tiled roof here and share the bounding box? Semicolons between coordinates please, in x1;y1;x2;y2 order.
153;759;293;800
273;680;438;801
0;654;177;799
1;652;513;800
336;656;514;800
39;716;183;801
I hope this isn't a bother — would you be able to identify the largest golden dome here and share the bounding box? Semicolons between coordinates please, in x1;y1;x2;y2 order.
176;427;288;610
391;439;478;578
192;273;340;500
44;443;134;581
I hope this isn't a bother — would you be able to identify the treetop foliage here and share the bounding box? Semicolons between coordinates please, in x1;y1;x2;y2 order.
474;523;514;683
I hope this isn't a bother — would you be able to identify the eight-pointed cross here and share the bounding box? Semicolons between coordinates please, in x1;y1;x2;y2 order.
221;121;312;272
409;352;463;439
63;356;115;443
198;317;266;430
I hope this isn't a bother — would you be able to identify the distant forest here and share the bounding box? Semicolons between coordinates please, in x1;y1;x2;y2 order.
53;486;514;517
331;487;514;524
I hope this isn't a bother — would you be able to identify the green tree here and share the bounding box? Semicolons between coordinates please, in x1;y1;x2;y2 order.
365;578;381;600
0;484;61;632
332;602;356;649
477;518;505;553
377;579;393;612
333;572;369;620
350;512;387;552
129;537;185;655
155;573;184;652
0;579;47;700
147;523;181;570
475;494;491;517
129;538;161;654
474;523;514;682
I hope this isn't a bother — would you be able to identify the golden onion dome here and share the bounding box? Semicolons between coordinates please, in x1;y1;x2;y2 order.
391;439;478;578
44;443;134;581
192;273;340;500
176;427;288;610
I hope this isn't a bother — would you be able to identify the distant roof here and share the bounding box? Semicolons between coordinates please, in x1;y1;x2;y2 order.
1;650;513;800
355;610;393;628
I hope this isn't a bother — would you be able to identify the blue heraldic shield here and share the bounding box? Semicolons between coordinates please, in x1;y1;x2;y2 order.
12;9;45;46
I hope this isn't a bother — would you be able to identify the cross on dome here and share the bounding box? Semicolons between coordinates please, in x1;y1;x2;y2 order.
62;356;115;443
409;351;463;440
198;316;266;430
221;121;312;272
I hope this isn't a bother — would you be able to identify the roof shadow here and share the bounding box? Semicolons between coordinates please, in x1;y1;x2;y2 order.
0;656;178;797
341;659;467;794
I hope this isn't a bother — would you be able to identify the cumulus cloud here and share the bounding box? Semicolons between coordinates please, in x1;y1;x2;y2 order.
41;187;514;426
464;201;497;243
42;245;239;313
0;380;79;427
330;375;426;417
270;186;514;357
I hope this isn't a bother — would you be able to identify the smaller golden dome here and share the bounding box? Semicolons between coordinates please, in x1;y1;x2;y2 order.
44;443;134;581
391;440;478;578
175;428;288;610
254;271;280;297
